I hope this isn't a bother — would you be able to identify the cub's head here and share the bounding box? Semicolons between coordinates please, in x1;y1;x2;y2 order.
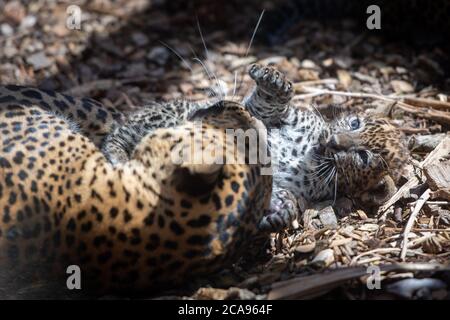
315;113;409;202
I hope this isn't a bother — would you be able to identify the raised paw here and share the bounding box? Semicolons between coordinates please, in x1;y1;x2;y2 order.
258;189;299;232
248;64;293;104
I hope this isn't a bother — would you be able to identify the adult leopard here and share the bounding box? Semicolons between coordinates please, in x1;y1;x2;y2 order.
0;84;271;292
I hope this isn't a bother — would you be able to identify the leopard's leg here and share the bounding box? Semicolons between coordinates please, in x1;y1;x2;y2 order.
258;188;300;232
0;85;124;146
243;64;294;127
244;65;301;232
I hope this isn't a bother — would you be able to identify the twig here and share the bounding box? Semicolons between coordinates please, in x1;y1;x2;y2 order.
388;228;450;232
407;234;441;248
400;189;431;261
350;248;401;265
404;97;450;111
408;134;448;152
396;103;450;125
293;87;450;125
408;200;449;206
268;263;449;299
294;86;400;102
400;127;430;135
293;78;338;88
379;136;450;214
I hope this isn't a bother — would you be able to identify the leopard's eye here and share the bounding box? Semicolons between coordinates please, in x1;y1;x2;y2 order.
357;150;369;166
349;117;360;130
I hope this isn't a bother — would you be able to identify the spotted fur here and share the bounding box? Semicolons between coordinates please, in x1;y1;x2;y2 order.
101;100;211;165
244;64;410;231
0;85;271;291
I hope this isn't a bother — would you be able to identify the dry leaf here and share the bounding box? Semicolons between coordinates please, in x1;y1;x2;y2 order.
337;69;352;88
390;80;414;93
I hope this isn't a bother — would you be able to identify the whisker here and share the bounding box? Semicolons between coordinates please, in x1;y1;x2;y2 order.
192;57;217;96
310;103;325;123
307;174;330;184
311;153;334;161
308;161;331;171
306;163;330;178
332;170;338;206
308;165;328;172
234;9;265;100
187;45;218;100
245;9;265;57
195;17;224;100
308;158;331;171
324;166;336;187
158;40;193;73
196;16;210;59
307;170;328;180
378;153;389;169
308;163;332;179
317;167;334;185
232;71;238;98
307;171;330;183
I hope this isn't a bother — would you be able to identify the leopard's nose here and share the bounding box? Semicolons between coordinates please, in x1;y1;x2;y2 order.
326;135;342;151
326;133;356;151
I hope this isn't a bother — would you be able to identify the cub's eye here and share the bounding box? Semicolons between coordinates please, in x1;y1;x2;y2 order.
357;151;369;166
349;117;360;130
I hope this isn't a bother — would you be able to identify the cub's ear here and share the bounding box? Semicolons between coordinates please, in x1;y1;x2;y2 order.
365;101;397;118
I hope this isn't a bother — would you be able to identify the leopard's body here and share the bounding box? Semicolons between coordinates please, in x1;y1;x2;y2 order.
244;64;410;230
0;85;271;291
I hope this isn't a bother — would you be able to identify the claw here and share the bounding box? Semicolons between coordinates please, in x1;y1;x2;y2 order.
249;64;259;74
248;64;293;102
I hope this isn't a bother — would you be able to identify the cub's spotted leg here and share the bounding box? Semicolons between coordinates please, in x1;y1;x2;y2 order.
100;100;209;165
244;65;299;232
244;64;294;127
258;188;299;232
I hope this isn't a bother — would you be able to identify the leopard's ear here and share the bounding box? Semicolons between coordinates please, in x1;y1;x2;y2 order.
365;101;397;118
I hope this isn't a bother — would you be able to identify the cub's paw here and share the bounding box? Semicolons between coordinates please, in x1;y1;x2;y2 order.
249;64;293;103
258;189;299;232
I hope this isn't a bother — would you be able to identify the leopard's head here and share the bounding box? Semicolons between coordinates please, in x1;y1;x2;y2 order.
314;113;409;203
